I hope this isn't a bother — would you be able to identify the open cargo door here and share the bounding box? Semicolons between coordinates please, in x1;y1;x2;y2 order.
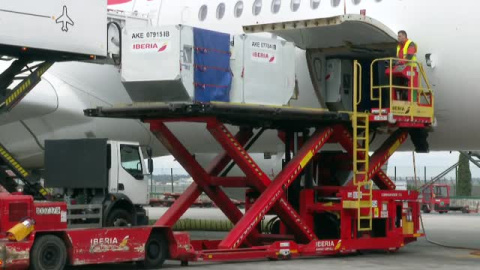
244;15;398;109
243;15;397;54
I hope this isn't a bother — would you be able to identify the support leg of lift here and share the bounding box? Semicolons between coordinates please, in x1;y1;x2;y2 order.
354;129;409;184
335;126;406;189
149;120;261;245
209;121;334;249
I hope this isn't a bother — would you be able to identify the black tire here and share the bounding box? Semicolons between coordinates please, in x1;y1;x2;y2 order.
106;208;134;227
422;206;431;214
139;233;168;269
30;235;67;270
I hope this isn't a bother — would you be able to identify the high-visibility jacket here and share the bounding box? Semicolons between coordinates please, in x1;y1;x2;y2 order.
397;39;417;66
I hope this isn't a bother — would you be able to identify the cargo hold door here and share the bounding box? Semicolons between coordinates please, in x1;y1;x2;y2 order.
243;15;397;53
244;15;398;108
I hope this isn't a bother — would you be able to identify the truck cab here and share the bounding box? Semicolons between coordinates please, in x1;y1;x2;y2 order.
108;141;149;206
44;139;152;227
421;184;450;213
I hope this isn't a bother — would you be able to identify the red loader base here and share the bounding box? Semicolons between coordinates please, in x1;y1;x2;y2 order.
1;106;424;269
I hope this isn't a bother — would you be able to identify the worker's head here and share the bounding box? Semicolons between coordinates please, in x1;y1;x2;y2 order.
398;30;408;44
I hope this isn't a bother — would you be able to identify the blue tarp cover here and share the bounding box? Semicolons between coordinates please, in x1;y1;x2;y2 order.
193;28;232;102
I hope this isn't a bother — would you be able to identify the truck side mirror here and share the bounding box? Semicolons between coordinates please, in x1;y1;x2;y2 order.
148;158;154;174
146;146;153;158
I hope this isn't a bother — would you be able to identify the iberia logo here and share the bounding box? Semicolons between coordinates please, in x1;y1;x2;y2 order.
89;235;130;253
252;51;277;64
158;42;168;52
132;42;169;53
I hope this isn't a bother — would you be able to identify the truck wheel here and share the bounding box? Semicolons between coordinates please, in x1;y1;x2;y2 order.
140;233;168;269
30;235;67;270
422;206;431;214
106;208;134;227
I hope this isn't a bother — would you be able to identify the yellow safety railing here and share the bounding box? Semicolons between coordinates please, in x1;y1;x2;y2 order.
370;58;434;122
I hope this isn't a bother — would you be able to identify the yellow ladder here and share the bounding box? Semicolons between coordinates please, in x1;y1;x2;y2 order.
352;60;370;186
357;181;373;231
352;113;373;231
352;113;369;185
353;60;373;231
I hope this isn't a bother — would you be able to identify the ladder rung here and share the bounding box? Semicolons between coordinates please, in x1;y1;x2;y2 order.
356;137;367;140
358;184;371;188
358;202;372;206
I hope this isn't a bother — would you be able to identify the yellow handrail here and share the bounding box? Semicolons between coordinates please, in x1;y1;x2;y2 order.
355;62;362;106
369;57;434;121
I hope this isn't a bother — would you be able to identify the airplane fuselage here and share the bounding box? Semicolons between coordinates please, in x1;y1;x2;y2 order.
1;0;480;168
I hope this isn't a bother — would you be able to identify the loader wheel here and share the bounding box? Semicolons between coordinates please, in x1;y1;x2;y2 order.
106;208;134;227
30;235;67;270
139;233;168;269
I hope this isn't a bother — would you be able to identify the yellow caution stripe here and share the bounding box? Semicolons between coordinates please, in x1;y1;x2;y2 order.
6;79;31;106
0;145;29;177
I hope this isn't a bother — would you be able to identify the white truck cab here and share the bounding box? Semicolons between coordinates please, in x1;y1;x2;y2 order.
44;139;153;227
108;140;149;205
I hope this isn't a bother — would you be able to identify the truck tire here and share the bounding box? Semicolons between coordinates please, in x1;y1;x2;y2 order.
139;233;168;269
106;208;134;227
30;235;67;270
422;206;431;214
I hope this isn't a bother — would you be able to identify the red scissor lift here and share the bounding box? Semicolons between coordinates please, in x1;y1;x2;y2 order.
83;98;427;265
0;57;434;269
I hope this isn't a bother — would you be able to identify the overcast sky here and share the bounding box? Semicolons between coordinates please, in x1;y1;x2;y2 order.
153;151;480;179
387;151;480;179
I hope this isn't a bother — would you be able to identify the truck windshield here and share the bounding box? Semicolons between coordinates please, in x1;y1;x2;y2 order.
120;144;143;179
434;186;448;198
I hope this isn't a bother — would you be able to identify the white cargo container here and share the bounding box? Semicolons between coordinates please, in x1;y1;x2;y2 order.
230;35;296;105
0;0;107;57
121;25;194;102
121;25;296;105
